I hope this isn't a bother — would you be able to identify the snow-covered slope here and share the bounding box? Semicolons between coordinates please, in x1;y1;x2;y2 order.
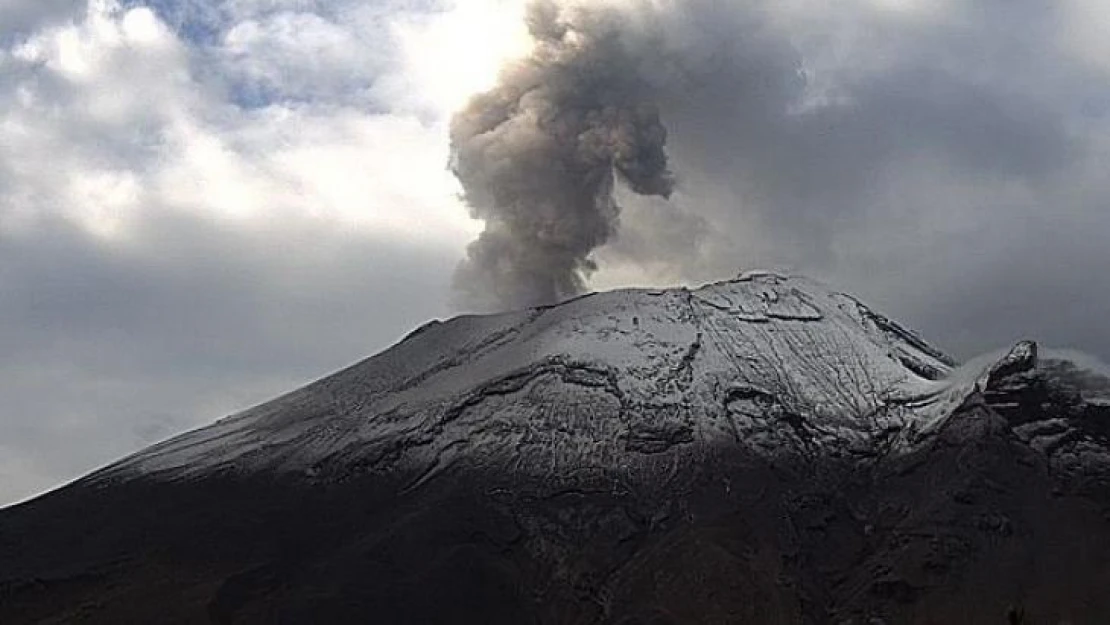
92;272;976;488
10;273;1110;625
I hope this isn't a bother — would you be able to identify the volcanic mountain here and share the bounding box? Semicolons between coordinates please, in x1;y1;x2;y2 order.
2;273;1109;624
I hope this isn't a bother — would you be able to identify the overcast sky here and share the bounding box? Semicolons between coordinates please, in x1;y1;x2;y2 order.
2;0;1108;506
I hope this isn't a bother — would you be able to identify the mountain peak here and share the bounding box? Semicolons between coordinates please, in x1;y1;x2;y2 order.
93;273;958;486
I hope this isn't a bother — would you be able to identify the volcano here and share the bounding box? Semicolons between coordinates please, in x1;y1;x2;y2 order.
2;272;1109;624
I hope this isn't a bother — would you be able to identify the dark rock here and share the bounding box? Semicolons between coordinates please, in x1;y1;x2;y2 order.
987;341;1039;384
625;423;694;454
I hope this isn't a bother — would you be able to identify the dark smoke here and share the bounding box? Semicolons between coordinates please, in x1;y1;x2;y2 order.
450;0;674;311
446;0;1108;369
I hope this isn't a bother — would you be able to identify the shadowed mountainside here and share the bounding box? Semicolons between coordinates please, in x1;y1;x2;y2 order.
2;274;1108;624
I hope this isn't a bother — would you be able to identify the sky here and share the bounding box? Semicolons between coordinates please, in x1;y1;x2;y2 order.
1;0;1108;506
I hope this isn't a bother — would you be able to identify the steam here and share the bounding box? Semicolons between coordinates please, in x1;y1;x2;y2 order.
449;0;674;311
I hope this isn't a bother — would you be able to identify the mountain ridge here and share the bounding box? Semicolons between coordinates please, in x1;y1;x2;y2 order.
3;273;1109;624
87;272;957;488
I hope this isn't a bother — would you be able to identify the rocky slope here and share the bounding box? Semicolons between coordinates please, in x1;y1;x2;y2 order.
1;273;1108;624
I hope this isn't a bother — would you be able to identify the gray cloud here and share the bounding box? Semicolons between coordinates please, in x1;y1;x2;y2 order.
450;0;675;311
0;213;457;505
0;0;469;505
524;0;1110;363
449;0;1090;316
0;0;83;41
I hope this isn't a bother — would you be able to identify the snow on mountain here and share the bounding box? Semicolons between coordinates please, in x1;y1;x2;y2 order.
88;272;977;489
9;273;1110;625
92;272;1106;491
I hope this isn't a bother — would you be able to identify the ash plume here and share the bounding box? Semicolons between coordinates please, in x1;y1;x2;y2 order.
450;0;675;311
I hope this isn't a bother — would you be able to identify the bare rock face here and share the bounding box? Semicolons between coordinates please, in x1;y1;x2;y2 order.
1;274;1109;624
985;344;1110;492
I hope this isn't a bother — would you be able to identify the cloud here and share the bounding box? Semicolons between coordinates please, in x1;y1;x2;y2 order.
573;0;1110;362
440;0;1101;324
0;213;460;505
0;0;84;42
449;0;678;310
0;0;475;505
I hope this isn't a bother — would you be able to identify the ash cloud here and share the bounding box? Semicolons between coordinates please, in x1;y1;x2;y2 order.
450;0;1110;369
448;0;806;311
449;0;675;311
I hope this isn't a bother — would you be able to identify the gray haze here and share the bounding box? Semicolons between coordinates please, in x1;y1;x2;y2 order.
451;0;675;310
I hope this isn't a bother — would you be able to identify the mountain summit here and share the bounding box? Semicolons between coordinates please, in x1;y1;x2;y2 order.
3;274;1109;624
95;272;957;485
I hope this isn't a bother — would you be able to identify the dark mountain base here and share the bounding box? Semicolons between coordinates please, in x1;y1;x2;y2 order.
3;402;1109;625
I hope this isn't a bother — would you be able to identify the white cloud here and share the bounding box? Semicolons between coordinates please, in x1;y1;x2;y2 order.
0;0;479;241
220;10;386;104
0;0;482;505
391;0;532;117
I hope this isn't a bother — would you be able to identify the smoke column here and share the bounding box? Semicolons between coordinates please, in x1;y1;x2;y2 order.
450;0;674;311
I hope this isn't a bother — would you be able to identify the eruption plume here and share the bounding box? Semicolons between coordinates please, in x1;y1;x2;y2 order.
450;0;674;311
